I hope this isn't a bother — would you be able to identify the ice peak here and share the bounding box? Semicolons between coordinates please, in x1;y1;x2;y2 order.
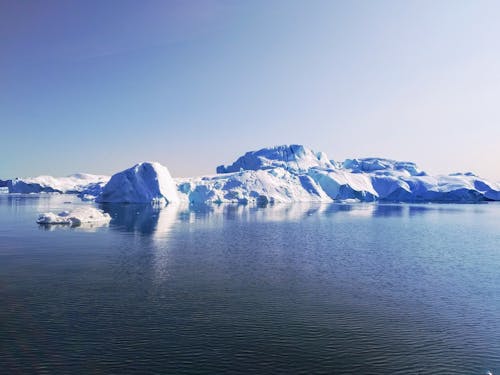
216;144;335;174
96;161;179;204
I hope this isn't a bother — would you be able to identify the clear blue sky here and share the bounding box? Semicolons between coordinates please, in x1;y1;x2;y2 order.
1;0;499;180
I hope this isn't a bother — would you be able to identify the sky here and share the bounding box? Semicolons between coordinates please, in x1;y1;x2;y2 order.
1;0;499;180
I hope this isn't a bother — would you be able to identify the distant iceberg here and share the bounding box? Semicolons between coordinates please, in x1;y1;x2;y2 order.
2;173;109;194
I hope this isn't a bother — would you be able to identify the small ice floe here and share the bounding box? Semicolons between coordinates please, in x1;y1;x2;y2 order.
36;207;111;227
79;194;97;202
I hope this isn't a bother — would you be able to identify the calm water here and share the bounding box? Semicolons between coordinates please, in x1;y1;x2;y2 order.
1;194;499;374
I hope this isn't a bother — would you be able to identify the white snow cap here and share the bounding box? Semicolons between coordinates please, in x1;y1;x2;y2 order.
96;162;179;204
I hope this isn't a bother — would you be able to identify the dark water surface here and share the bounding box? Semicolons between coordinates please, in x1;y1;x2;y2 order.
1;195;499;374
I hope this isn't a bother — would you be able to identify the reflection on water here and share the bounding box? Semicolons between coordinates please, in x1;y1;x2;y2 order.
0;193;492;235
101;203;336;234
101;202;464;232
100;203;172;234
37;221;110;232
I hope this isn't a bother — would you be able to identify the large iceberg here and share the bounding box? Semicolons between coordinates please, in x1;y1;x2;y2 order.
96;162;179;204
179;145;500;204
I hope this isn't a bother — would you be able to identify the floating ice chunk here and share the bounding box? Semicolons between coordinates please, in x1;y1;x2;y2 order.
36;207;111;226
79;194;97;202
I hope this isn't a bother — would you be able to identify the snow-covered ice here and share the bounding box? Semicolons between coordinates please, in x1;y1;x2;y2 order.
36;207;111;226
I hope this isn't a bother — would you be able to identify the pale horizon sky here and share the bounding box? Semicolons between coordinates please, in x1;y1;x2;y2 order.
1;0;499;180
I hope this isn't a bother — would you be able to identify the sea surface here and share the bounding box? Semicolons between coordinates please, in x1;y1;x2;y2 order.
1;194;499;374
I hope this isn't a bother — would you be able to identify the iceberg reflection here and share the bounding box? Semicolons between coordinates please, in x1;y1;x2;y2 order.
100;203;181;283
100;203;179;235
100;202;481;235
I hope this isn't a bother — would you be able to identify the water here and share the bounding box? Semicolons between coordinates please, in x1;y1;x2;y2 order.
1;194;499;374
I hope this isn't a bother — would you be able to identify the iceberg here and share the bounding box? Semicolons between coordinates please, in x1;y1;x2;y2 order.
5;144;500;205
178;145;500;204
36;207;111;226
96;162;179;204
3;173;109;194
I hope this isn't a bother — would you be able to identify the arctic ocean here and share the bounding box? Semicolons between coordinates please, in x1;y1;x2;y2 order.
1;194;499;374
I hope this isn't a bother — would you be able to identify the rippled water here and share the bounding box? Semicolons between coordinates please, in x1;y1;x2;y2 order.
1;194;499;374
